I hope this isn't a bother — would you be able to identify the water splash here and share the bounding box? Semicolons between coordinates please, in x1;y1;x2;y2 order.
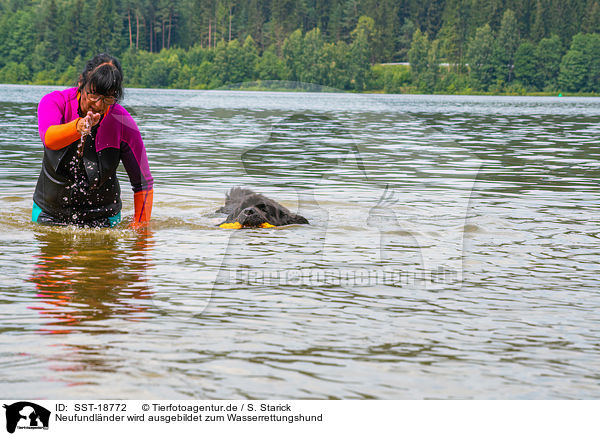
77;116;90;158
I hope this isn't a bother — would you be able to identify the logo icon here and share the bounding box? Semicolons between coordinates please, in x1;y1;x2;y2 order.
3;402;50;434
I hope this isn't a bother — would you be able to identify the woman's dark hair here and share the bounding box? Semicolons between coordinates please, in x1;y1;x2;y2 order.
77;53;124;101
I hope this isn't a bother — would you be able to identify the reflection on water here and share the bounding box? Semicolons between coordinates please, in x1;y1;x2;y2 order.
0;85;599;399
29;228;154;334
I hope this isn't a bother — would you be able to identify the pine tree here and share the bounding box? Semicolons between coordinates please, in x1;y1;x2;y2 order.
44;0;59;62
514;40;537;88
300;27;326;84
340;0;360;43
495;9;520;83
438;0;471;72
467;24;499;90
349;16;371;89
350;15;376;63
423;38;440;91
242;34;258;80
583;0;600;33
359;0;399;61
246;0;266;49
408;28;429;87
396;18;416;61
531;0;548;41
282;28;303;81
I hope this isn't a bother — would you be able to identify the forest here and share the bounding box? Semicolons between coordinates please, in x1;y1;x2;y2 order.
0;0;599;94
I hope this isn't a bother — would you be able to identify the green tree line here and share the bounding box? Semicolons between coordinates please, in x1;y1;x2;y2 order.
1;0;599;93
407;9;600;94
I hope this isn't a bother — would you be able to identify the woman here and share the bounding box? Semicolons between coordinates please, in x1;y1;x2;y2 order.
33;53;153;228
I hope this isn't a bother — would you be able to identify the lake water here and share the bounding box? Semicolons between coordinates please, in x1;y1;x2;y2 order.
0;84;598;399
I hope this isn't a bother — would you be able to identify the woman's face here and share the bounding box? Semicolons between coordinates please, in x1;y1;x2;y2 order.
79;85;116;115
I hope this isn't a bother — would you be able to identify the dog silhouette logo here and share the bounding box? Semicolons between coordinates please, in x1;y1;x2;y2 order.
3;402;50;434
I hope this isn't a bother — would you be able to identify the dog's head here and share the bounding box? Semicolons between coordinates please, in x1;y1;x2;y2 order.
218;189;309;229
220;204;276;229
219;202;309;229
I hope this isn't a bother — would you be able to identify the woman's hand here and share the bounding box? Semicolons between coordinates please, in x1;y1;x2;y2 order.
76;111;101;136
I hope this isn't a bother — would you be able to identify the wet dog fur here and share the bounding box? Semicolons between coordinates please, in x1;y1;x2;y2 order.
217;187;309;228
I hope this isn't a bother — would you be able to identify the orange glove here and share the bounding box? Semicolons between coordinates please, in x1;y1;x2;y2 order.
132;189;153;227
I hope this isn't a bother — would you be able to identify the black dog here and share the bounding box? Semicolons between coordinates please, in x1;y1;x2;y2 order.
217;187;309;228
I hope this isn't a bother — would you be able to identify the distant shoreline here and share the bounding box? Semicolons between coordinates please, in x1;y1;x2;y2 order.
1;82;598;98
